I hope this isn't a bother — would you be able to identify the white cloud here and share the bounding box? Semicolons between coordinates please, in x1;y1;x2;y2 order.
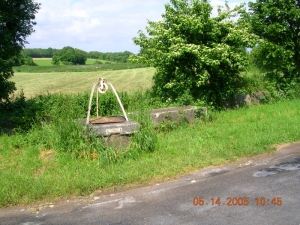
26;0;245;53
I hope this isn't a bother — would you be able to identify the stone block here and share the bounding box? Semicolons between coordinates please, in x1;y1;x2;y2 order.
235;93;252;107
150;106;198;124
104;134;131;149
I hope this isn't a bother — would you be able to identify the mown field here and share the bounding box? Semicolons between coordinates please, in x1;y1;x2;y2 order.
11;67;155;98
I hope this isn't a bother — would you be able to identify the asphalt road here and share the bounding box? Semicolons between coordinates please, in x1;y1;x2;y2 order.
1;143;300;225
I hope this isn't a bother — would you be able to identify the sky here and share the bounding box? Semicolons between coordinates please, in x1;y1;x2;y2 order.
25;0;245;54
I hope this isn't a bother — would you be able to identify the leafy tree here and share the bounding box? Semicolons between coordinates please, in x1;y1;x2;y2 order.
8;52;36;66
0;0;40;101
87;51;134;63
23;48;59;58
247;0;300;86
130;0;255;107
51;46;87;65
88;51;101;59
44;47;54;58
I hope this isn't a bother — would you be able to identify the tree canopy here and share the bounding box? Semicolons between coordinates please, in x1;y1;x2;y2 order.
8;52;37;66
52;46;88;65
0;0;40;101
87;51;133;63
22;48;134;63
130;0;255;107
247;0;300;86
23;47;59;58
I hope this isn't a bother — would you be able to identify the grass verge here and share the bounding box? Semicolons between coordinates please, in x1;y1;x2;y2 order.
1;98;300;207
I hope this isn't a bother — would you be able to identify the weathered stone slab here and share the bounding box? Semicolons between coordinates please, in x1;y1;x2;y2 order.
150;106;200;124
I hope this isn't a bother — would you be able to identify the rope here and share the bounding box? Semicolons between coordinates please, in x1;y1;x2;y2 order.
86;81;98;125
85;78;129;125
107;81;129;121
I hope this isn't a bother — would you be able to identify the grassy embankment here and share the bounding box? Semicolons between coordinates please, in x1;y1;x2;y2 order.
1;66;300;207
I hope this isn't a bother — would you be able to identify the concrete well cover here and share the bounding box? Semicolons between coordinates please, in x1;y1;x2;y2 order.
83;117;140;137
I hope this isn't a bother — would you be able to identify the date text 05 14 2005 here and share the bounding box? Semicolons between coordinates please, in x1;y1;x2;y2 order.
193;197;282;207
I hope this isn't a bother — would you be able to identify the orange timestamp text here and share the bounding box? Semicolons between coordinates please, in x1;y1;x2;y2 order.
193;197;282;207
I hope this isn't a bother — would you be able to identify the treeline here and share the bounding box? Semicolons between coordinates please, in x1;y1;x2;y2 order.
23;48;134;63
23;48;58;58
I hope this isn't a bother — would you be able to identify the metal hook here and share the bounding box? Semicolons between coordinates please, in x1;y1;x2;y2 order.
98;78;108;93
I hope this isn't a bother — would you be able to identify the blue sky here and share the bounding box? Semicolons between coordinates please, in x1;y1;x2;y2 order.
26;0;245;54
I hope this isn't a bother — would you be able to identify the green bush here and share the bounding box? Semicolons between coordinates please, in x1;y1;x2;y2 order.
130;0;255;108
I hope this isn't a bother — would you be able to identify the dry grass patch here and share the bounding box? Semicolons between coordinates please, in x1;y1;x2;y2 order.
39;149;55;164
34;149;56;176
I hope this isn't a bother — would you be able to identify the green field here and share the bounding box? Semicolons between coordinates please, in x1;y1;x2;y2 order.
32;58;53;66
11;67;155;98
33;58;114;66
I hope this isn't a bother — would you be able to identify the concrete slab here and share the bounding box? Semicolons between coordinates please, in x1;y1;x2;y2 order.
82;118;140;137
150;106;205;124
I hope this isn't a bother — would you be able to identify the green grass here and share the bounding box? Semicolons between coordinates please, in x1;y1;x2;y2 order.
33;58;53;66
32;58;114;66
1;98;300;207
11;67;155;98
86;58;98;65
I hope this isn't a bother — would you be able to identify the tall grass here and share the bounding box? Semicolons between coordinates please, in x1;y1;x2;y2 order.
1;93;300;206
1;90;158;154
